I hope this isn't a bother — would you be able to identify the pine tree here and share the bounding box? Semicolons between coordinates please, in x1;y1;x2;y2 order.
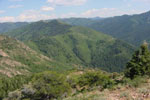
125;41;150;79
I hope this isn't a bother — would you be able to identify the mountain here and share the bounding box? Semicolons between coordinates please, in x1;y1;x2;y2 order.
0;35;72;77
0;22;28;33
84;11;150;46
60;17;103;27
3;20;135;72
91;17;103;20
61;11;150;46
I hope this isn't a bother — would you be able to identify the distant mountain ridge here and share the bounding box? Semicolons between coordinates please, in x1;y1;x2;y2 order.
1;11;150;47
3;20;135;72
0;22;28;33
60;17;103;26
62;11;150;46
87;11;150;46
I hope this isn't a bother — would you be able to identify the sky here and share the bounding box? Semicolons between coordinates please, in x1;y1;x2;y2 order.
0;0;150;22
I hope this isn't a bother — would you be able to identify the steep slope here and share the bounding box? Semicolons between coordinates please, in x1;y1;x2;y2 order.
0;22;28;33
0;35;71;77
4;20;135;72
86;11;150;46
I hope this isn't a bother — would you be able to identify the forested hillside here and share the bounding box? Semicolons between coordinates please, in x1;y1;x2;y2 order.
88;11;150;46
3;20;135;72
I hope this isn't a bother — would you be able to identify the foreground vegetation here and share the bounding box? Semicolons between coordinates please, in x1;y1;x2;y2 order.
1;43;150;100
0;41;150;100
1;69;150;100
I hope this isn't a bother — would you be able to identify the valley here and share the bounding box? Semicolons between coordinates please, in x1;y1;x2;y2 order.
2;20;135;72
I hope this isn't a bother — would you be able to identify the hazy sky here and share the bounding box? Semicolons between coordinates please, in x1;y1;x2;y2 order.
0;0;149;22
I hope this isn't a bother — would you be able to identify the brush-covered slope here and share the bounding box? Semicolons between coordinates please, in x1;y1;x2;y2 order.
0;22;28;33
4;20;135;72
0;35;71;77
86;11;150;46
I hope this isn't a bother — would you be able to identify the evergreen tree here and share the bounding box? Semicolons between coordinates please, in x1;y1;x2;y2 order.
125;41;150;79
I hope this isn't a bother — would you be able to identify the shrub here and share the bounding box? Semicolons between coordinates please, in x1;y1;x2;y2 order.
4;90;21;100
77;71;115;90
122;76;147;87
21;85;35;99
31;71;71;100
0;75;30;99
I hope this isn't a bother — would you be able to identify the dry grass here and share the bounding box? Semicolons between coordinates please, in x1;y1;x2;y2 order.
64;79;150;100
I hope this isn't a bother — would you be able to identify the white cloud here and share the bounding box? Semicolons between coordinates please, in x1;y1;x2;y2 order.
0;16;15;22
0;10;5;14
16;10;56;22
41;6;54;11
0;9;57;22
47;0;87;6
9;5;23;8
0;8;146;22
81;8;144;17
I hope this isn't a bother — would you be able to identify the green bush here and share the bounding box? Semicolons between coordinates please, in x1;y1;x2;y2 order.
30;71;71;100
78;71;115;90
122;76;147;87
4;71;72;100
0;75;30;99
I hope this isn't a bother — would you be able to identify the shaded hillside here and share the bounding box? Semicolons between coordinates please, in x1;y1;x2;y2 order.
4;20;135;72
87;11;150;46
61;11;150;46
0;22;28;33
0;35;72;77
